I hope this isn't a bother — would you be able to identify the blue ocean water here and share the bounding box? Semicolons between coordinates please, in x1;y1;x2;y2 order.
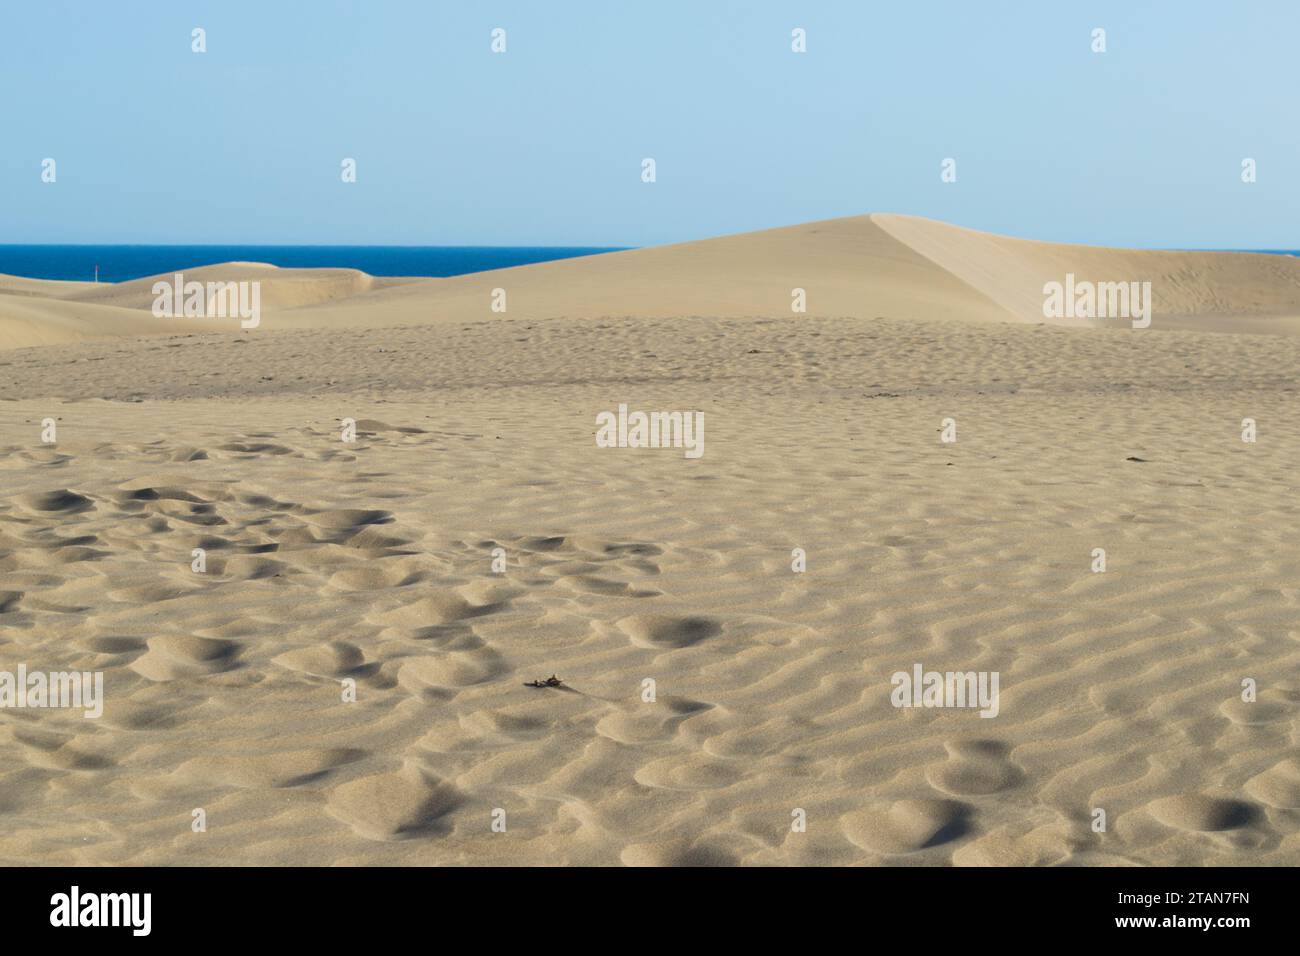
2;245;1293;284
0;246;626;283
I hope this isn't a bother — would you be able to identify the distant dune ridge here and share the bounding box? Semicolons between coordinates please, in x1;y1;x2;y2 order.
4;214;1300;349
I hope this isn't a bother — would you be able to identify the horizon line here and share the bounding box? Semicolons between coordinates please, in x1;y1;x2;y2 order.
0;242;633;250
1;242;1295;254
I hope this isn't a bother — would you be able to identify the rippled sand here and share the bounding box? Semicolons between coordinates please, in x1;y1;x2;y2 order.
1;217;1297;865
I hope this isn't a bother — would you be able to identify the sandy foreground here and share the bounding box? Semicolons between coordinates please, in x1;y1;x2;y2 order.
1;215;1298;866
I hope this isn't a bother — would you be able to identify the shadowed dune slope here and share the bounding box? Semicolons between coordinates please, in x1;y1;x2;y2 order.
872;214;1300;332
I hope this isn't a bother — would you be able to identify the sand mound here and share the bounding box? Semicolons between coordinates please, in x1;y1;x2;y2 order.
63;263;380;312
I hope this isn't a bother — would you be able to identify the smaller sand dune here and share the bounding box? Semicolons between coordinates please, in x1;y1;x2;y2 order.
0;264;429;347
0;273;98;298
0;295;196;347
63;263;393;312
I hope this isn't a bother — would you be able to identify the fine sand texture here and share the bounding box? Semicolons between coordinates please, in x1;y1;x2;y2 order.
1;215;1297;865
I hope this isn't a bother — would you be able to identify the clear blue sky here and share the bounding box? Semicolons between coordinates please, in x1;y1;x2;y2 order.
2;0;1296;248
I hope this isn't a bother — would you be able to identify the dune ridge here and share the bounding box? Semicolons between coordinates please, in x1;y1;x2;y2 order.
6;215;1300;349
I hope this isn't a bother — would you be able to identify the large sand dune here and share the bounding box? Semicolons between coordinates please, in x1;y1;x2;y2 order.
0;216;1297;866
7;214;1300;350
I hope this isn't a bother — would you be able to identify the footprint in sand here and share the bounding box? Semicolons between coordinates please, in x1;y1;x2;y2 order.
215;441;294;456
515;535;570;553
1243;758;1300;810
8;731;115;772
456;708;552;743
14;449;72;466
236;492;298;511
265;527;325;548
172;748;365;789
151;502;226;527
96;699;191;731
47;545;111;564
75;634;146;655
339;526;413;553
701;714;813;759
370;593;490;629
107;583;201;604
555;574;660;598
617;614;721;649
595;697;714;744
368;582;517;631
327;558;428;591
351;419;428;437
302;508;393;530
108;485;206;505
18;489;95;514
211;555;289;580
951;823;1074;867
396;649;507;692
926;739;1025;796
601;542;663;576
841;798;973;855
326;764;463;841
620;838;738;867
271;640;366;679
1146;794;1260;832
167;447;209;462
130;634;243;681
596;541;664;559
1088;686;1148;716
634;753;740;791
1219;692;1291;726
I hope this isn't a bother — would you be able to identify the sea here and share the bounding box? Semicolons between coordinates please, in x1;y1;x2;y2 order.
0;246;626;283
